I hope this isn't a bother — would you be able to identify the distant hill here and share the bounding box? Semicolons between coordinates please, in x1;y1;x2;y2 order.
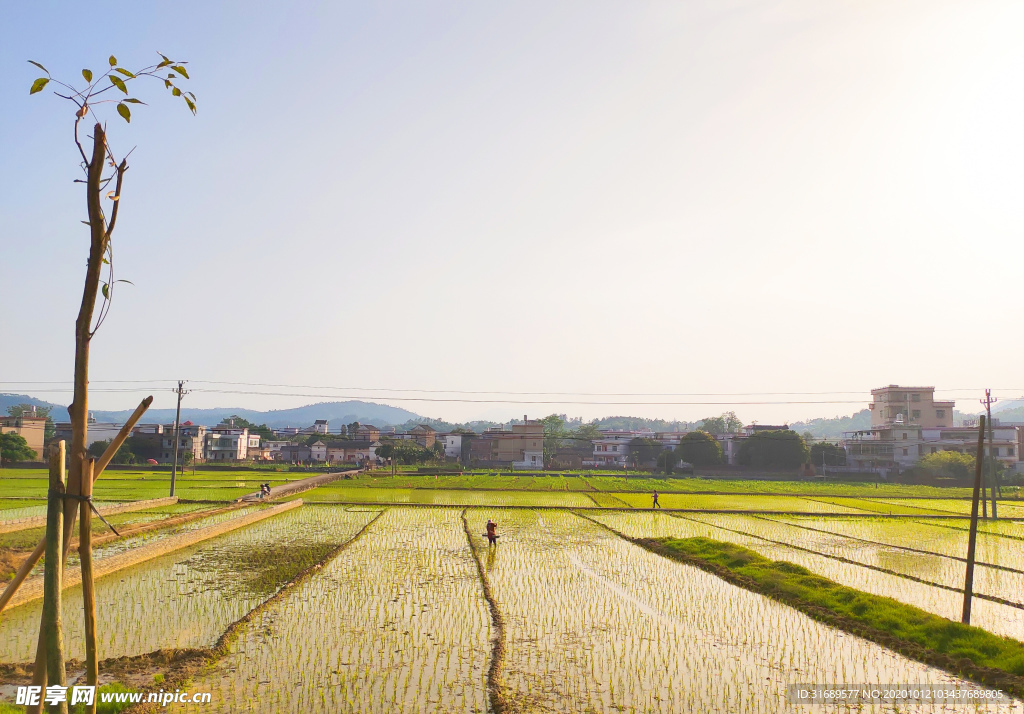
0;394;425;429
790;409;871;439
992;406;1024;424
0;393;66;417
592;416;695;432
994;399;1024;414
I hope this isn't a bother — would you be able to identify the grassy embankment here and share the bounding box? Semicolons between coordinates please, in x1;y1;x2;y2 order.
634;535;1024;694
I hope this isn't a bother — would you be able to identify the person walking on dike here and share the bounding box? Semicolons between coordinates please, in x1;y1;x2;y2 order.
486;519;499;546
652;490;661;509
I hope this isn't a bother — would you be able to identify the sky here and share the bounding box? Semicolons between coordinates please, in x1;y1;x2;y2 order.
2;1;1023;425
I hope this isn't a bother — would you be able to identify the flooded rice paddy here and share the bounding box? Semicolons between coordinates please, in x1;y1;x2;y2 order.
0;506;377;662
1;502;1022;711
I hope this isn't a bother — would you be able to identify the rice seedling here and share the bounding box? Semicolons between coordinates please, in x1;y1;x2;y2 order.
585;476;973;498
771;516;1024;572
878;499;1024;518
685;514;1024;612
609;493;871;513
592;510;1024;643
182;507;490;713
465;509;1002;711
300;486;592;508
795;497;953;516
0;506;377;663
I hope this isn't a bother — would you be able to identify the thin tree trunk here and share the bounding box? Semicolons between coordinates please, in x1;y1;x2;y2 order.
79;458;98;714
63;122;108;559
29;123;107;711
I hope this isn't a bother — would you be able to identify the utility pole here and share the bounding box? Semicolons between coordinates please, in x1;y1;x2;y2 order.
169;380;189;497
981;389;998;518
963;415;986;624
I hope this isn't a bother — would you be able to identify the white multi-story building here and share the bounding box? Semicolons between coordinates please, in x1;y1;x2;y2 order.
310;440;327;462
301;420;330;435
589;431;654;467
443;433;463;460
204;424;252;461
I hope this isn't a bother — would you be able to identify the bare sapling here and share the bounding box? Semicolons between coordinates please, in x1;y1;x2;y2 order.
23;51;196;702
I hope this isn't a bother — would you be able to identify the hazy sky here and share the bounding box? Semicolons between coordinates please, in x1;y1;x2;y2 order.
2;1;1023;424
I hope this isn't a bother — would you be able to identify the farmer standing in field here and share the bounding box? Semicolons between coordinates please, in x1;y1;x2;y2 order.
652;490;661;508
486;519;499;546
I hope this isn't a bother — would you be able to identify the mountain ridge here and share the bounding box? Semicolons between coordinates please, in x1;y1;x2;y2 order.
0;394;424;429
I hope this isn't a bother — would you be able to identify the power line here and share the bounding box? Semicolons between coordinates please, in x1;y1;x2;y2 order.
5;381;1023;408
4;379;1023;398
185;380;1024;398
185;387;876;406
0;380;175;385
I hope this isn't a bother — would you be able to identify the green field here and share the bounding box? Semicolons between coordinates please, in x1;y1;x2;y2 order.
1;468;986;504
0;468;295;502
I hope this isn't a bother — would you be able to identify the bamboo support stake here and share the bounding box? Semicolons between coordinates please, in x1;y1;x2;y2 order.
79;458;98;714
0;397;152;618
0;540;45;615
41;441;69;713
27;443;66;714
62;396;155;564
28;626;47;714
93;396;153;477
962;416;986;625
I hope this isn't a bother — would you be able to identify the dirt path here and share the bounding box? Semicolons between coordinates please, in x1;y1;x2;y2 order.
236;468;361;502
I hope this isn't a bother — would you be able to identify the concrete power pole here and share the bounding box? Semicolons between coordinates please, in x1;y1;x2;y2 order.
982;389;998;518
170;380;189;497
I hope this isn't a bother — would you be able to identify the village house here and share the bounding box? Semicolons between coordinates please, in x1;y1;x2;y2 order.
443;433;462;459
326;440;378;465
0;411;46;460
158;422;206;463
277;444;312;463
410;424;437;448
55;415;121;449
301;419;330;435
468;418;543;468
845;385;1023;473
264;440;291;459
589;430;650;468
356;424;381;441
506;418;544;469
204;421;252;461
309;440;327;462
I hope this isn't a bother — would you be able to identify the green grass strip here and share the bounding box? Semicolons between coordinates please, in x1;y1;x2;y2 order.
635;535;1024;695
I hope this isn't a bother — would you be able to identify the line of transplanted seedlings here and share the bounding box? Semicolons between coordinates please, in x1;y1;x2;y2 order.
475;508;992;713
0;501;85;522
25;504;268;575
681;513;1024;615
610;492;869;513
591;510;1024;645
0;502;221;552
0;506;378;664
877;498;1024;517
762;514;1024;572
301;485;595;508
0;499;215;521
181;508;492;713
